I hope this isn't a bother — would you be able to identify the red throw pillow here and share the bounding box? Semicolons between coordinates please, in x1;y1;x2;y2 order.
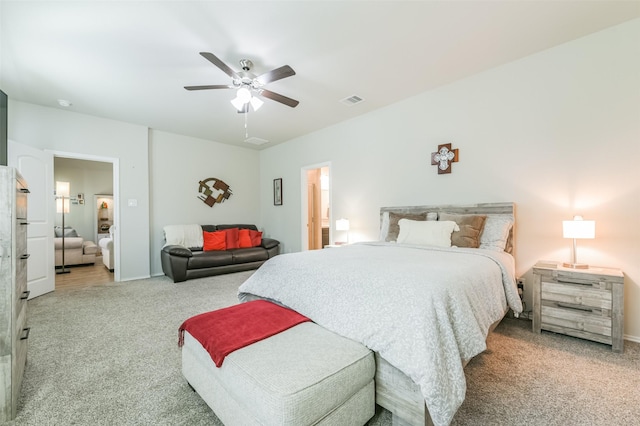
250;230;263;247
203;231;226;251
222;228;240;249
238;229;253;248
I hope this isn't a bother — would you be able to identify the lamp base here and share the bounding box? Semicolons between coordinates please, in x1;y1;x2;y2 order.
56;269;71;275
562;262;589;269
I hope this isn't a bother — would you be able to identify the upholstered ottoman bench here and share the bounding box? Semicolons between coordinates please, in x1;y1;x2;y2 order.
180;305;375;426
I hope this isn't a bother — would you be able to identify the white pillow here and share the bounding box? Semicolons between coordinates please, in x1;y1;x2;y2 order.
397;219;459;247
479;216;513;251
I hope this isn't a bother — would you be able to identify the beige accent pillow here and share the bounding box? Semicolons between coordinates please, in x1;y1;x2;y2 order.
397;219;459;247
439;213;487;248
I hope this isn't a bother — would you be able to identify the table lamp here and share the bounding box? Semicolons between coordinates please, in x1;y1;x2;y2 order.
336;218;350;245
562;215;595;269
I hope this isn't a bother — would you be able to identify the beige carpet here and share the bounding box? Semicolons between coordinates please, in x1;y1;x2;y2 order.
8;272;639;425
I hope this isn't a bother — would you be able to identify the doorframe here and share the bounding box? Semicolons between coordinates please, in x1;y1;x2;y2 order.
300;161;331;251
51;150;121;281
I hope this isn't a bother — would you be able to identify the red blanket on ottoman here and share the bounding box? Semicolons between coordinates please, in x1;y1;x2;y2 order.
178;300;310;367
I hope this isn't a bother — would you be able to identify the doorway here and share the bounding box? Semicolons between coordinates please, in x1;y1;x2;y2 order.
53;154;119;287
301;163;331;251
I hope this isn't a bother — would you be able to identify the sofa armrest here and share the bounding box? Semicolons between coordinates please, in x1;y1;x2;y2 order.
162;245;193;258
161;246;191;283
99;238;113;250
261;238;279;250
54;237;84;250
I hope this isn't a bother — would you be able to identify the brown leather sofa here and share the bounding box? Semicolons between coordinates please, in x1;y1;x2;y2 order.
160;224;280;283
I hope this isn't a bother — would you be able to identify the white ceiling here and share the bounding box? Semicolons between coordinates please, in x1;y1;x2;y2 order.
1;1;638;150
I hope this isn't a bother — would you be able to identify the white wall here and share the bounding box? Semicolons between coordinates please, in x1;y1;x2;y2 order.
148;130;261;276
260;20;640;341
8;101;151;281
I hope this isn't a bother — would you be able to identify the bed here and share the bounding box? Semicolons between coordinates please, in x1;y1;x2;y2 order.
237;202;522;426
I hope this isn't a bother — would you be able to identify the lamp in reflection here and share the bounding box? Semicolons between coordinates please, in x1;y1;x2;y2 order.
56;181;71;275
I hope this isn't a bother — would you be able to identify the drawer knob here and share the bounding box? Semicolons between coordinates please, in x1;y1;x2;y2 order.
20;327;31;340
557;302;594;313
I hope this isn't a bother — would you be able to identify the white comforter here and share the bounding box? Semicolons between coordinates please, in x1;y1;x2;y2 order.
238;242;523;426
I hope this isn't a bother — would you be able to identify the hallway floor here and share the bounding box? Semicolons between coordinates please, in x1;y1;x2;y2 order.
55;256;114;290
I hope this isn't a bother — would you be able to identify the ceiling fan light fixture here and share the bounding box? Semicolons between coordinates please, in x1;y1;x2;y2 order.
230;96;246;111
236;87;252;103
250;96;264;111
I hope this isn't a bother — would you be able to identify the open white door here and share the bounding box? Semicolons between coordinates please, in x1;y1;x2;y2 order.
301;162;331;251
9;141;55;299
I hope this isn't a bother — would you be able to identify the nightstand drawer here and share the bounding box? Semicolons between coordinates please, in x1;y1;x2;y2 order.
541;281;611;312
541;302;611;340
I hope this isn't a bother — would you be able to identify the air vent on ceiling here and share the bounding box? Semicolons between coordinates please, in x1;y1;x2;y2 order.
244;137;269;146
339;95;364;106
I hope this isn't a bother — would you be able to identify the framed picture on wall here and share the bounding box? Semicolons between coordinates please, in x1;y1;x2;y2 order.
273;178;282;206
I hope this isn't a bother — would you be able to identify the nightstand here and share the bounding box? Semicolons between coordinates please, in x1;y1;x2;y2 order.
532;263;624;352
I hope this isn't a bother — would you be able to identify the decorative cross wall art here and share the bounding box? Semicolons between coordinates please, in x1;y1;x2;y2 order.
197;177;233;207
431;143;459;174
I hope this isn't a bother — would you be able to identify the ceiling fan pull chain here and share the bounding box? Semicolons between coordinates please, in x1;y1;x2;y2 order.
244;110;249;139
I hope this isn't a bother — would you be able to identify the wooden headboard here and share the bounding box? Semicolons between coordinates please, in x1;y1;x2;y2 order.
379;202;516;254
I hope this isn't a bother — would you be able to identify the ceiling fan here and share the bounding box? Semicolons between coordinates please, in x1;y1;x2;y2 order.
184;52;299;113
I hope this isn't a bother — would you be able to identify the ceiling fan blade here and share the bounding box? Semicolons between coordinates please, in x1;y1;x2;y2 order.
256;65;296;85
259;89;299;108
199;52;240;79
184;85;233;91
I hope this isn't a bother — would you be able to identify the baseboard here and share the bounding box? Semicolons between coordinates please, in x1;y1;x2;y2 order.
119;274;151;282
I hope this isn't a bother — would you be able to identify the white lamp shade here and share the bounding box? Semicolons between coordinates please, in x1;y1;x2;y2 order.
230;96;246;111
236;87;251;103
56;198;70;214
249;96;263;111
336;218;350;231
56;181;70;198
563;216;595;239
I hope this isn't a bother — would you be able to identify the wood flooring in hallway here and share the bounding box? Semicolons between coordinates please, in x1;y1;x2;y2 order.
55;256;114;290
